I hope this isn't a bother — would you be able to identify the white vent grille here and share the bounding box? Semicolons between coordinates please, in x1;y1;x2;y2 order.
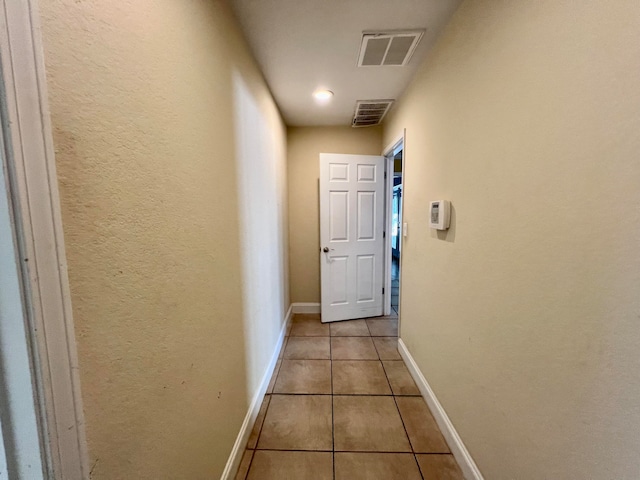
352;100;394;127
357;30;425;67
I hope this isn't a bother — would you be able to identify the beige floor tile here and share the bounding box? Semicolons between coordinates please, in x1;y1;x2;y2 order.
247;395;271;448
274;360;331;394
284;336;330;359
331;337;378;360
395;397;450;453
266;360;281;394
257;395;332;451
234;449;254;480
290;317;330;336
415;454;464;479
330;319;370;336
373;337;402;360
332;361;391;395
335;452;422;480
366;318;398;336
293;313;321;322
382;361;420;395
333;395;411;452
247;450;333;480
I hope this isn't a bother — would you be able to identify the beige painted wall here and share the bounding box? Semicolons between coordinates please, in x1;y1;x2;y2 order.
38;1;288;478
384;0;640;478
287;126;382;303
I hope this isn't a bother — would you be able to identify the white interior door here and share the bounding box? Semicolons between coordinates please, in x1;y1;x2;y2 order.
319;153;385;323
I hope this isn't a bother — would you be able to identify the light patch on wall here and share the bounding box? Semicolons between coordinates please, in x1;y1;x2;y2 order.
233;70;287;399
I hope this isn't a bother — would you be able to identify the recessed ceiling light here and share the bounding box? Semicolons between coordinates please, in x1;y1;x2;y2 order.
313;90;334;102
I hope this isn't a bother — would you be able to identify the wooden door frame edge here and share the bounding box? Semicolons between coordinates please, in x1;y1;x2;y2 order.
0;1;89;478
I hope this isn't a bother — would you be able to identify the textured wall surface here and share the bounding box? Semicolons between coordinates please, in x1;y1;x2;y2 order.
384;0;640;478
38;1;288;478
287;126;382;303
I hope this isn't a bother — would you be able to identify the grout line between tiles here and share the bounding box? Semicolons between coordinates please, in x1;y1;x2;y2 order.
414;452;459;455
379;339;424;479
253;395;272;442
389;387;426;478
253;448;334;453
290;358;391;362
239;449;254;480
329;333;336;480
271;361;284;392
330;394;419;398
414;452;425;480
254;448;417;454
390;392;416;453
364;319;373;336
333;449;412;454
288;335;331;337
289;334;403;338
372;337;383;359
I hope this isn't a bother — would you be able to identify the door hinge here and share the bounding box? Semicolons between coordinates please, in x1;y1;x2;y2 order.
382;287;385;294
383;231;386;238
384;171;387;179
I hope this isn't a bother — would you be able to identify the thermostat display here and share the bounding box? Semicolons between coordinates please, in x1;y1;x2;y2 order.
429;200;450;230
431;204;439;223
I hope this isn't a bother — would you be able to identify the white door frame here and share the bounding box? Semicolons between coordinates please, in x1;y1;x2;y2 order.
0;1;89;478
382;131;405;317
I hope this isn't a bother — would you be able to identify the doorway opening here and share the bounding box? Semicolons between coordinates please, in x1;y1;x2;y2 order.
383;135;404;318
390;148;403;315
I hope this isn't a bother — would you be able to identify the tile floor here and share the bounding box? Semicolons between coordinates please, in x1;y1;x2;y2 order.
235;313;465;480
391;257;400;315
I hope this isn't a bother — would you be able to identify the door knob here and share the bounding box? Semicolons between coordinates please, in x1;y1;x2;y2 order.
323;247;330;252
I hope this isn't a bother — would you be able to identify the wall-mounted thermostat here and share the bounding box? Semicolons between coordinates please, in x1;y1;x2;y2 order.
429;200;451;230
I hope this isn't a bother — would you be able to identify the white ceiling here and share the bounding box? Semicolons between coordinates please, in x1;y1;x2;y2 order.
228;0;463;127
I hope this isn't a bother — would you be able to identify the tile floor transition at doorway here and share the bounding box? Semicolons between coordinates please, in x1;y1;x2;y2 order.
391;257;400;316
234;313;465;480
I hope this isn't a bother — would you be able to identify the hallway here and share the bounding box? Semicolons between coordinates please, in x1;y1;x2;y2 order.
4;1;636;478
234;314;464;479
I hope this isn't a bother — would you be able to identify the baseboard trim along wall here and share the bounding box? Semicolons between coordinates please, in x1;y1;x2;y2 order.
291;302;320;314
398;339;484;480
220;304;293;480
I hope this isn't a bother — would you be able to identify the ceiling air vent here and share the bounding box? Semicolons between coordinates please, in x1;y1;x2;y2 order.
352;100;394;127
357;30;425;67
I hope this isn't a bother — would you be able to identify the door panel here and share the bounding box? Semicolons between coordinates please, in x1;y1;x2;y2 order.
329;191;349;241
357;191;376;240
330;256;349;305
357;164;376;182
329;162;349;181
356;255;375;302
320;153;385;322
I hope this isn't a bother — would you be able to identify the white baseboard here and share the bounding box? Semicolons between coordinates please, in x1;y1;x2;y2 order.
220;304;293;480
291;302;320;314
398;339;483;480
283;303;293;327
